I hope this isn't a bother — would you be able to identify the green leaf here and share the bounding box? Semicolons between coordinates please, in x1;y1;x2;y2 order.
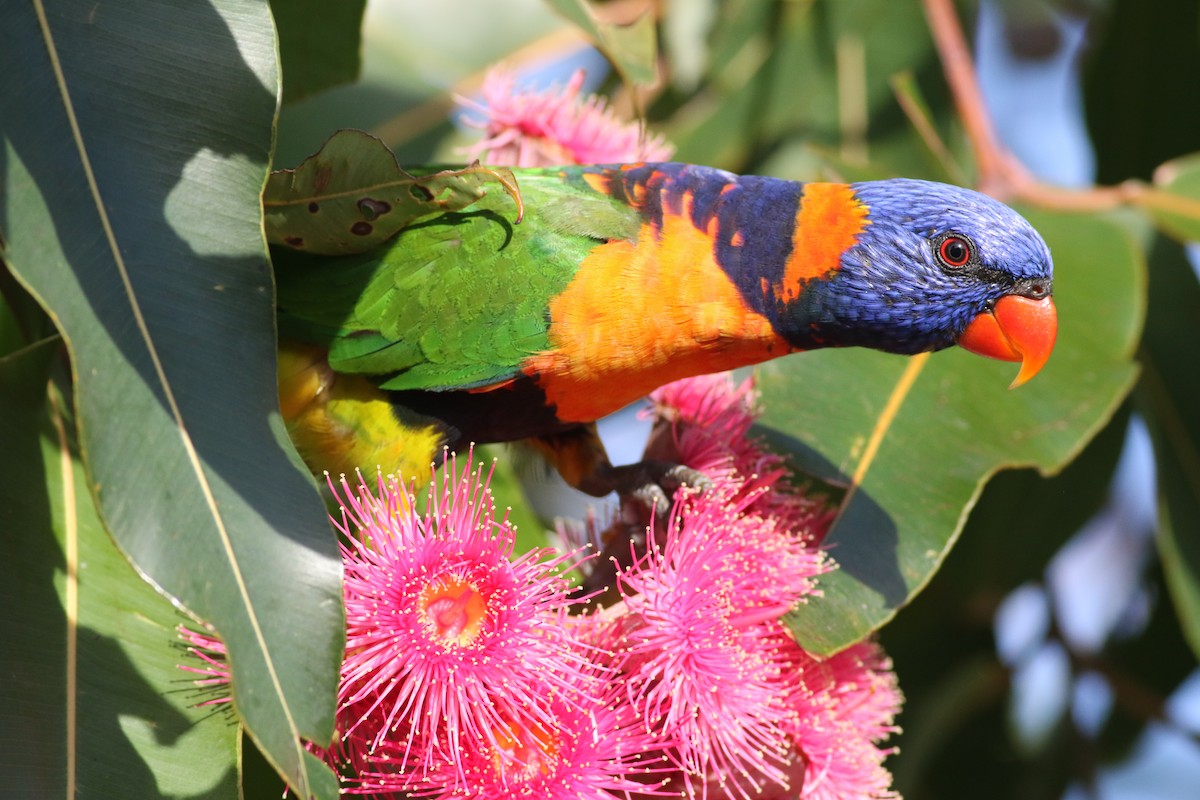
887;70;968;185
543;0;658;86
1143;152;1200;242
0;3;341;796
270;0;367;105
0;342;63;792
0;259;57;355
264;129;523;254
668;0;943;176
0;340;240;795
1138;234;1200;660
882;409;1132;795
757;210;1145;654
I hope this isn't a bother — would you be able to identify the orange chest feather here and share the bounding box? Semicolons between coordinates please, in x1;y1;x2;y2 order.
522;209;794;423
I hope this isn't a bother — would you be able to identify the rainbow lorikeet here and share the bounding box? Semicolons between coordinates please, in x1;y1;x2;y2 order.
274;162;1056;503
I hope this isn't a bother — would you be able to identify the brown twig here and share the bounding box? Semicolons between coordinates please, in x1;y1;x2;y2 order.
922;0;1010;192
920;0;1137;213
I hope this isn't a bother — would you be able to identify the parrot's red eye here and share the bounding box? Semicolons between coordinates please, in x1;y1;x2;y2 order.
937;235;972;268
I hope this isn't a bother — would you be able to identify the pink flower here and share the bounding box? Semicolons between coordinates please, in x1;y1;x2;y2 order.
781;640;902;800
648;372;836;542
330;453;592;793
413;661;675;800
612;479;825;798
459;66;674;167
598;373;898;799
673;638;903;800
578;374;829;798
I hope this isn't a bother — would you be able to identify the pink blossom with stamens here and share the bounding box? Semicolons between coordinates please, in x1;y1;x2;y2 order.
331;452;593;793
780;640;903;800
603;373;898;799
460;66;674;167
410;658;676;800
612;477;825;798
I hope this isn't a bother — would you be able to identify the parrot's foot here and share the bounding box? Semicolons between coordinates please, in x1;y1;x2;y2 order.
570;463;710;602
600;459;712;517
531;427;711;603
528;425;711;513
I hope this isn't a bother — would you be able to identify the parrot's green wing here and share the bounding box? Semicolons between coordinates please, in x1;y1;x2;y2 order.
274;168;641;391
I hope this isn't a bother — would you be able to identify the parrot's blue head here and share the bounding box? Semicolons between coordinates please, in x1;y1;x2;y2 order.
796;178;1056;386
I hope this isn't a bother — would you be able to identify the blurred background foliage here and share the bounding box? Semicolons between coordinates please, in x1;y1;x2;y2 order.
3;0;1200;797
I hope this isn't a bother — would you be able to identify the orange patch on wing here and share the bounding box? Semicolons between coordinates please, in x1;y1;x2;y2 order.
581;171;610;196
777;182;869;301
522;202;794;423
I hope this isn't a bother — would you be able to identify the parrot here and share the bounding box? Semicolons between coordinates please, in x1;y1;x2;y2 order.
273;162;1057;506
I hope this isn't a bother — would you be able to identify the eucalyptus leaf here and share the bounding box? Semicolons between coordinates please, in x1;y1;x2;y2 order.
759;210;1145;654
0;337;243;795
1139;235;1200;661
0;2;341;796
270;0;367;105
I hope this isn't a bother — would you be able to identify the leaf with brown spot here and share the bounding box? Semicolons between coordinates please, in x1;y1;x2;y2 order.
264;129;523;255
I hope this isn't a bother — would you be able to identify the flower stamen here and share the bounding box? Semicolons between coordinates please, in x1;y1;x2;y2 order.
491;717;561;782
418;575;487;647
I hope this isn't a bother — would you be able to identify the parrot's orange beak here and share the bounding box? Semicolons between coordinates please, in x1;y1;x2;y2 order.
957;295;1057;388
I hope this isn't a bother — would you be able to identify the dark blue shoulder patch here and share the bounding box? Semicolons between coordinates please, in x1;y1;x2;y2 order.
581;163;804;320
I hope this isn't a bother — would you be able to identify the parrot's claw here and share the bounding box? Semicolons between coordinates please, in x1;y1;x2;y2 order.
605;460;712;519
525;428;710;515
572;463;712;603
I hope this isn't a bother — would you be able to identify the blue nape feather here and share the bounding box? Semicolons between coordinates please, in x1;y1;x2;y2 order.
785;179;1054;355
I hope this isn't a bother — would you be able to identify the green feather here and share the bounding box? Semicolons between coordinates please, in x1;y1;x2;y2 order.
274;167;641;391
